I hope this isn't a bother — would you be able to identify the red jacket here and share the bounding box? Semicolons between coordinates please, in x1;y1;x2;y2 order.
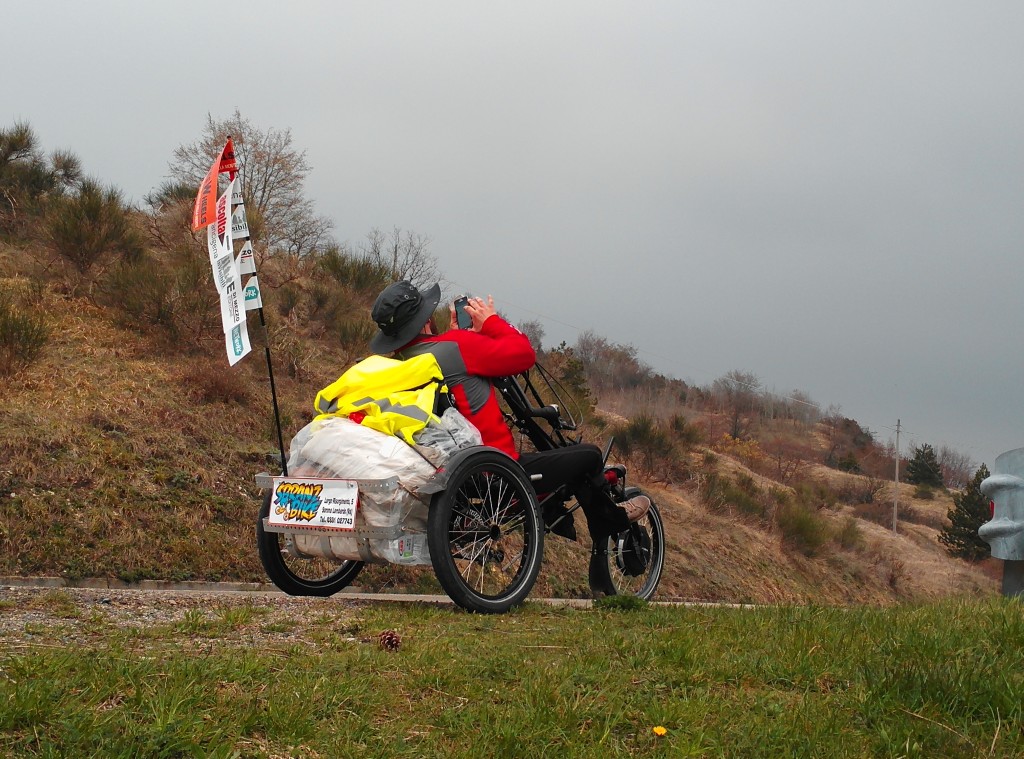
398;315;535;458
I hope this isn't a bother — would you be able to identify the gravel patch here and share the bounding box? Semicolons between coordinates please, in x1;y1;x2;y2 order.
0;586;373;650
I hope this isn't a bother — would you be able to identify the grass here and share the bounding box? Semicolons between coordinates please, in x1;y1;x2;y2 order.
1;597;1022;757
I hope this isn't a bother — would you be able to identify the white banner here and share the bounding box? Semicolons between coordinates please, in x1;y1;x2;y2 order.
225;320;252;366
230;178;244;206
214;193;244;335
206;179;249;365
236;241;256;275
231;203;250;240
268;477;359;530
208;229;236;293
219;277;247;336
207;181;236;294
243;275;262;311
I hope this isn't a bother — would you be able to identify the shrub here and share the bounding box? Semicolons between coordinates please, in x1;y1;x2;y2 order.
100;251;220;349
668;413;703;446
611;413;675;479
335;317;376;352
593;594;648;611
913;484;935;501
0;121;81;240
0;292;48;375
793;480;839;511
852;501;895;529
835;516;863;549
852;500;943;531
828;451;861;473
835;476;885;505
776;502;830;556
714;434;764;469
179;359;251;405
47;178;144;285
701;471;767;519
316;246;390;295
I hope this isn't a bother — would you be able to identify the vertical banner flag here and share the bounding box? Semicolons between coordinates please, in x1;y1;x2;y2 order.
193;138;260;365
204;176;251;365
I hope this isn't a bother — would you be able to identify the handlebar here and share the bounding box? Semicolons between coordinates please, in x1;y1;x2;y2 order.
528;404;576;431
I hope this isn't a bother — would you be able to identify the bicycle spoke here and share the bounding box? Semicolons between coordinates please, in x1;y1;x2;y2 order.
497;545;525;574
498;512;527;534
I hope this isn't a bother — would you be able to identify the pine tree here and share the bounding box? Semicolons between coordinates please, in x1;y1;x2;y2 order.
939;464;991;561
905;443;944;488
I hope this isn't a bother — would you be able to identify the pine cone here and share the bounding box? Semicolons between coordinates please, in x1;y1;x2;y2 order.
377;629;401;652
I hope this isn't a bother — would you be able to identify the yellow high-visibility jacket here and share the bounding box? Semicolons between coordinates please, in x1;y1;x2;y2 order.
313;354;447;445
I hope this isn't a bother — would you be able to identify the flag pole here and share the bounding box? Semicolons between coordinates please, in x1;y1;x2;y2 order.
258;305;288;476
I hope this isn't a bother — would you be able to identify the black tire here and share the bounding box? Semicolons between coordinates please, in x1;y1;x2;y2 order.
257;490;364;597
427;450;544;613
593;488;665;600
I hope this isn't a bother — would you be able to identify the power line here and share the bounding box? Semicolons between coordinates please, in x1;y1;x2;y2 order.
452;279;982;458
452;279;823;411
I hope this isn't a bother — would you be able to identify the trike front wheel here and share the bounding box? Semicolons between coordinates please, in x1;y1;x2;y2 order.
592;489;664;600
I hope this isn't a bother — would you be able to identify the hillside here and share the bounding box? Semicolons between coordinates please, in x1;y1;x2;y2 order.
0;264;996;604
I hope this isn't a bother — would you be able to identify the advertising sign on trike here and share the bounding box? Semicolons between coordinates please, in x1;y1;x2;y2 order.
267;476;358;531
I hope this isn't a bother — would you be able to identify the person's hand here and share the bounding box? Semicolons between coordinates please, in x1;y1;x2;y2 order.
464;295;496;331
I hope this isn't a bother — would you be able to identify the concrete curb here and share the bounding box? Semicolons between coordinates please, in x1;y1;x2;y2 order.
0;577;748;609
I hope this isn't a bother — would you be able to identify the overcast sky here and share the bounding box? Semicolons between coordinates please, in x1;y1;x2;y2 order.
7;1;1023;468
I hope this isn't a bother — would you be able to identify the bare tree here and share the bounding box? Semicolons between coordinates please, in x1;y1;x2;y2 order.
573;330;654;394
785;389;821;426
822;403;844;444
167;110;333;256
361;227;440;287
711;369;761;439
516;318;545;352
938;445;976;490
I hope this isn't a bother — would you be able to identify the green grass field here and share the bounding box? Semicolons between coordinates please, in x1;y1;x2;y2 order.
1;595;1021;757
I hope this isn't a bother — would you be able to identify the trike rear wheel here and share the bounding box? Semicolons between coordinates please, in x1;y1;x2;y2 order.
427;450;544;613
257;490;364;597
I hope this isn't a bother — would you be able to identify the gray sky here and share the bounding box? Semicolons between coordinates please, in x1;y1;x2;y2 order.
7;1;1023;468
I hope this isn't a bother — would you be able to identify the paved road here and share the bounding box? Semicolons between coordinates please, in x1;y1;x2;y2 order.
0;576;594;607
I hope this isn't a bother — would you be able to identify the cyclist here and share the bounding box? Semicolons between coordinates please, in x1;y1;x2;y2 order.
369;281;650;594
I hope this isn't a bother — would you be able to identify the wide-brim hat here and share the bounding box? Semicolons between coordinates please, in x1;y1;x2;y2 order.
369;280;442;354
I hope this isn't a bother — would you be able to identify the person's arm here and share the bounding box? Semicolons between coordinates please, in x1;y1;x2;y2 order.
451;296;535;377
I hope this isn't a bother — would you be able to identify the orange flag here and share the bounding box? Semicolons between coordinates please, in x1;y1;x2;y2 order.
192;138;237;230
219;137;237;179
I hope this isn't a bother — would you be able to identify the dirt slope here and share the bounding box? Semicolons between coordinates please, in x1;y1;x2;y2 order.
0;283;997;604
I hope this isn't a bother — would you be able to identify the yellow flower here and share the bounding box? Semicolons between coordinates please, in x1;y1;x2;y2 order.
652;726;668;737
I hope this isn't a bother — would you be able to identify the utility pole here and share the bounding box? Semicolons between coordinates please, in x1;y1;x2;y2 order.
892;419;901;534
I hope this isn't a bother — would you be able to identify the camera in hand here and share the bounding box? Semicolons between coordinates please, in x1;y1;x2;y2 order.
454;295;473;329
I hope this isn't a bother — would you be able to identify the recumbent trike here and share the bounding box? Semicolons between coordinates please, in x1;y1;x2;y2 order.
255;364;665;613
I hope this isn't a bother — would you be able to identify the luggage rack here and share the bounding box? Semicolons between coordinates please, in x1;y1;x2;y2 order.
254;471;400;493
